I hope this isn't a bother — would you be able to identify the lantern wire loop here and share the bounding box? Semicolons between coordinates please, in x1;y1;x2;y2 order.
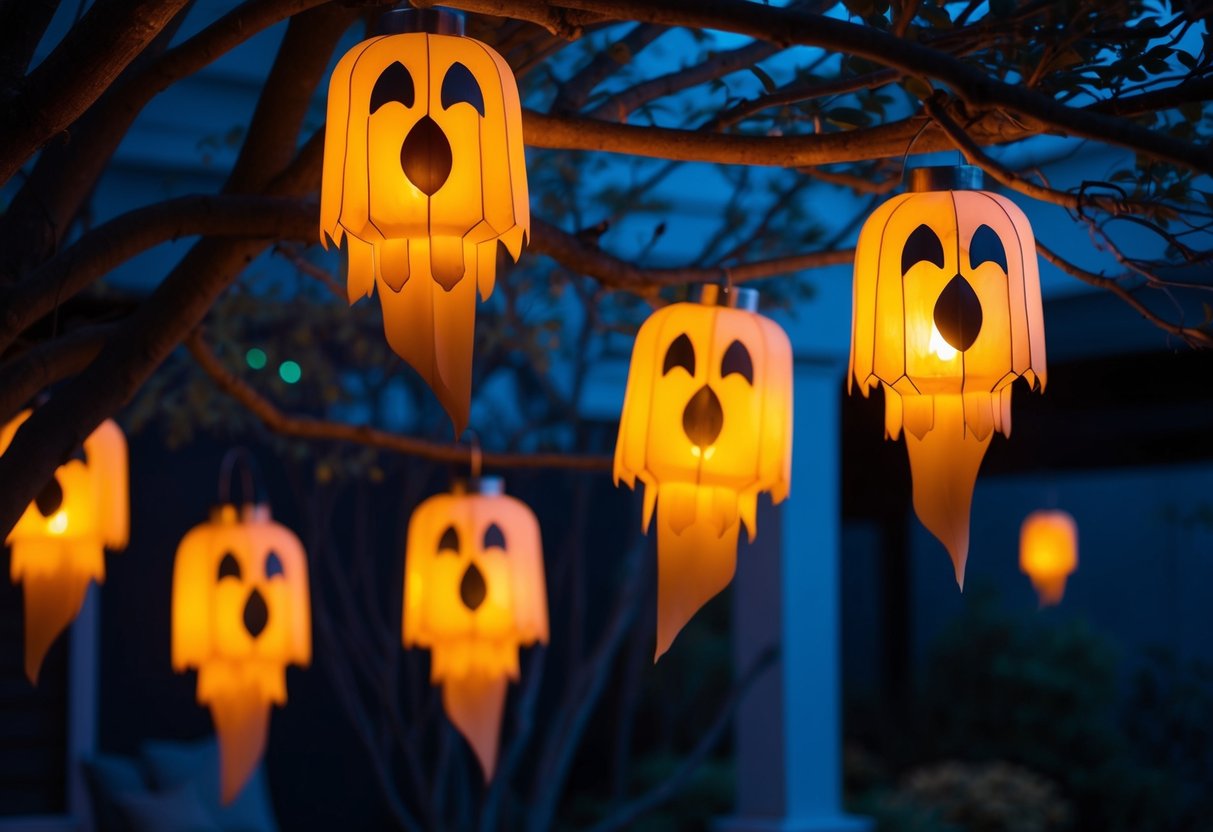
218;447;263;507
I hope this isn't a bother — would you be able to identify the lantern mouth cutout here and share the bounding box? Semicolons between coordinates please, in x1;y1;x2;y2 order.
615;284;793;660
172;451;311;804
1019;509;1078;607
849;165;1047;588
2;410;128;684
402;477;548;780
320;10;530;435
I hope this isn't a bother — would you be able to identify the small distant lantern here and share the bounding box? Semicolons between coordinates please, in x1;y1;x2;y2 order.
320;8;530;434
172;453;311;804
1;410;127;684
402;476;548;780
615;285;793;659
849;166;1046;586
1019;510;1078;607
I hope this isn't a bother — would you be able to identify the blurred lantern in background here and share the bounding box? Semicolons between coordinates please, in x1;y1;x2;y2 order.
615;284;793;660
849;166;1047;587
172;451;311;804
402;476;548;780
1;411;127;684
1020;509;1078;607
320;8;529;434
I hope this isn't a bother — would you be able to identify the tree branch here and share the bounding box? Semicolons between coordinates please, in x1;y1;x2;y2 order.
1036;242;1213;349
0;324;117;425
0;6;352;541
0;0;194;186
186;330;613;471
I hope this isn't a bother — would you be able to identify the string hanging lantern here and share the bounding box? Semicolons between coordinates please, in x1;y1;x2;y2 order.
1020;509;1078;607
320;7;529;434
172;451;311;804
849;165;1047;586
1;411;127;684
615;284;793;659
402;474;548;780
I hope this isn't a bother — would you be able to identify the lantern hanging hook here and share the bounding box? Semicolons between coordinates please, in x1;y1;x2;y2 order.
218;447;263;506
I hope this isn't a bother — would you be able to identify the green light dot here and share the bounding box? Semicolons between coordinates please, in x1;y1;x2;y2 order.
245;348;267;370
278;360;302;384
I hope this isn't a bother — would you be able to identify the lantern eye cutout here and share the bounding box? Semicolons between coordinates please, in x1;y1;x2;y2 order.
970;224;1009;272
483;523;506;550
370;61;415;112
2;410;128;685
663;333;696;376
320;17;531;435
402;479;548;780
217;552;242;580
172;457;311;805
615;285;793;660
441;62;485;114
721;340;754;384
849;165;1047;587
902;223;945;273
438;525;460;554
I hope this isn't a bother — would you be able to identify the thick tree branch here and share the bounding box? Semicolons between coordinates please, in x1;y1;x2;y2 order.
0;0;193;186
523;109;1030;166
0;6;351;541
0;324;116;425
0;195;316;355
0;0;59;92
187;331;612;472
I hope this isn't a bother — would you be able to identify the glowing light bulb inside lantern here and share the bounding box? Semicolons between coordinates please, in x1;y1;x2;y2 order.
929;323;958;361
47;511;68;535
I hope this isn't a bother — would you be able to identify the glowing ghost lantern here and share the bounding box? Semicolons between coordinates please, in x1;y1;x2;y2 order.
402;477;548;780
172;484;311;804
320;8;530;434
849;166;1046;586
1019;509;1078;607
1;410;127;684
615;285;793;660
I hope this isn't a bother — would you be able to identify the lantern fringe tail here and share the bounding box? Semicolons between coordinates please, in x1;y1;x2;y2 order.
210;689;271;805
443;674;507;782
20;560;97;685
903;397;991;590
654;488;741;662
376;238;479;435
1032;574;1068;607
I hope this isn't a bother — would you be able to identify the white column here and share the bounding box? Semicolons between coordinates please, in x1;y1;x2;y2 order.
717;356;870;832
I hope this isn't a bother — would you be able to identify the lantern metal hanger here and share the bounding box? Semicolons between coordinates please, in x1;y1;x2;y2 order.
171;449;311;804
615;283;793;660
402;441;548;780
1;410;128;684
849;164;1047;587
320;5;530;435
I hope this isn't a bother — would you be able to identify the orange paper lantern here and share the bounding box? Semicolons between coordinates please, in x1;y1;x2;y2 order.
615;285;793;659
1;410;127;683
402;477;548;780
172;485;311;804
850;166;1046;586
1019;509;1078;606
320;9;529;434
